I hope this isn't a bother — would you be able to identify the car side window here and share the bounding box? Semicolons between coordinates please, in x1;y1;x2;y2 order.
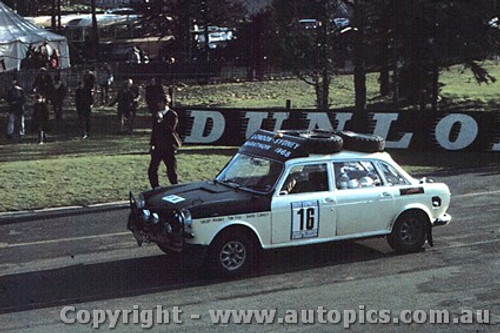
333;161;382;190
280;164;329;194
377;162;410;186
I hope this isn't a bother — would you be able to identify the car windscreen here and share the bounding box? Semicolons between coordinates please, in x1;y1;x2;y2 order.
215;153;283;193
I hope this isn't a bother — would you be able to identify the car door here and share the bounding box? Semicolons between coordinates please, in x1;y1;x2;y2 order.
270;163;337;245
334;160;395;236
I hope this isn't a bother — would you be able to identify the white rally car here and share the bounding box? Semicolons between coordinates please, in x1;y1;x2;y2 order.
128;130;451;277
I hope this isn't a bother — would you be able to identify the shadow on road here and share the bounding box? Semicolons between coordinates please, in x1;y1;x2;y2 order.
0;240;392;315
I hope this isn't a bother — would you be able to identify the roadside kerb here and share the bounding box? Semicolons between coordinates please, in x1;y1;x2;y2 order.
0;201;129;225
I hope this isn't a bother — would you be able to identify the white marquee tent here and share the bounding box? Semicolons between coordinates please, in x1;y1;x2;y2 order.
0;1;70;72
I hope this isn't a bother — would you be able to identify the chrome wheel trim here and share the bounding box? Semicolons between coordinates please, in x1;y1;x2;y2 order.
400;218;423;245
219;240;247;271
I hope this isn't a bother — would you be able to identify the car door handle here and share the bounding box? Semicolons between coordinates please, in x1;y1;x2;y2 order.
380;192;392;199
324;197;336;203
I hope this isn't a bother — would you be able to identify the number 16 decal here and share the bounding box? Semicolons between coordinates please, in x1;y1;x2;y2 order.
291;201;319;239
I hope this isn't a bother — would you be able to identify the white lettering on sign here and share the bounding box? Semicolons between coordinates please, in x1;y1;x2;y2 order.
243;141;272;150
245;112;267;139
335;113;353;131
244;112;291;139
184;111;225;144
307;113;334;131
179;109;497;151
435;114;478;150
372;113;413;149
273;112;290;132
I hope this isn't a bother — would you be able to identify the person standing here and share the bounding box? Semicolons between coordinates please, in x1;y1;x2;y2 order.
109;79;139;133
32;94;50;144
148;94;181;188
5;80;26;139
33;67;53;99
145;77;165;115
75;81;93;139
83;70;96;92
49;49;59;69
97;64;113;104
51;75;67;121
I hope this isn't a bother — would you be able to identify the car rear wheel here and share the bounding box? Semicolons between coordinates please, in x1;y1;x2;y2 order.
209;231;257;278
387;212;427;253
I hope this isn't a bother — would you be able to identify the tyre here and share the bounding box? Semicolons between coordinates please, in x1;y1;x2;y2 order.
387;211;428;253
157;243;182;260
337;131;385;152
297;131;343;154
209;230;257;278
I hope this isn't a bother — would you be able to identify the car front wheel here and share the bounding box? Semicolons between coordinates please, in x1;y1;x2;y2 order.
387;212;428;253
210;231;256;278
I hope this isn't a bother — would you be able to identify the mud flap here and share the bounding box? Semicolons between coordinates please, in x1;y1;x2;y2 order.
128;191;146;246
427;222;433;247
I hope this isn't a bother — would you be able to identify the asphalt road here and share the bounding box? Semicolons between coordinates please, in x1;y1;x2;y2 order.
0;166;499;332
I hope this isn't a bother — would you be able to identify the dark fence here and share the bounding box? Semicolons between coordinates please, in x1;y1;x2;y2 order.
175;108;500;152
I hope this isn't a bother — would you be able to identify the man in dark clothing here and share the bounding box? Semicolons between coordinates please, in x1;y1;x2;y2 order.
148;94;180;188
51;75;67;120
6;80;26;139
83;70;96;91
75;81;93;139
33;67;53;99
145;77;165;115
32;94;50;144
109;79;139;133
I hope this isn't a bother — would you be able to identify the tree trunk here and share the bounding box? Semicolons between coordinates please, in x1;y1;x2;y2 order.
379;33;391;96
51;0;56;31
315;0;330;111
90;0;99;61
353;0;366;113
57;0;62;32
431;55;439;112
321;68;330;111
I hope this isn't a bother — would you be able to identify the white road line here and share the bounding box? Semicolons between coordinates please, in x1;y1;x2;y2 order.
0;232;131;249
453;189;500;199
437;238;500;250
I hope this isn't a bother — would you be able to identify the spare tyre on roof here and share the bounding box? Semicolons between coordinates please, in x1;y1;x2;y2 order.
279;129;385;153
335;130;385;152
279;130;343;154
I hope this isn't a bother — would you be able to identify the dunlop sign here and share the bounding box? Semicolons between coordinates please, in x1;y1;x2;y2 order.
176;109;500;151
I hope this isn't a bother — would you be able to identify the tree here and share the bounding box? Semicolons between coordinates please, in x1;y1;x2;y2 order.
273;0;354;110
230;7;281;79
366;0;500;110
135;0;246;62
3;0;38;16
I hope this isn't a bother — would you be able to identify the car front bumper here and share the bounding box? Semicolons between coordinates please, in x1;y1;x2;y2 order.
128;192;193;252
433;213;451;227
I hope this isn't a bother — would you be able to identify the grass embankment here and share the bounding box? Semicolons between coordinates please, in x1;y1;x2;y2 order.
0;61;499;212
174;61;500;111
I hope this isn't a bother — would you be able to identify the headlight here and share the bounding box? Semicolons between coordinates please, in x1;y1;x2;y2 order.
137;193;146;208
182;209;192;228
140;209;151;222
151;212;160;224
